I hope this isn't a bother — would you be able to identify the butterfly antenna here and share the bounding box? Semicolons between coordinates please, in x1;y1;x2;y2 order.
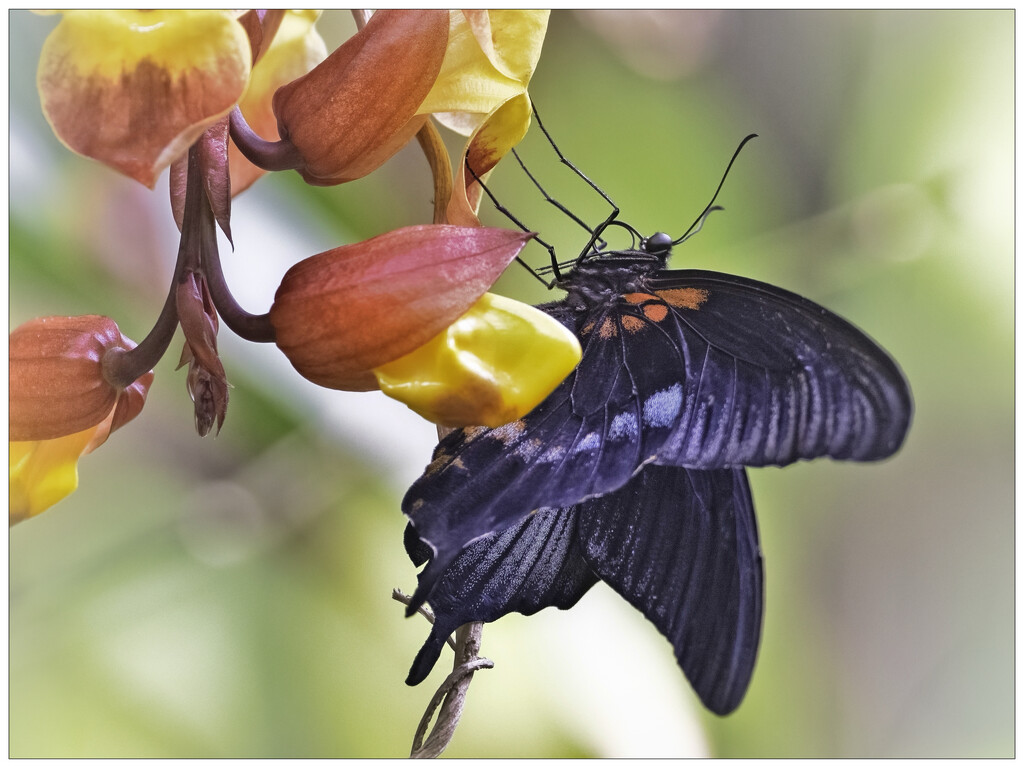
530;101;620;260
510;147;605;249
467;160;556;287
672;133;758;246
675;205;724;246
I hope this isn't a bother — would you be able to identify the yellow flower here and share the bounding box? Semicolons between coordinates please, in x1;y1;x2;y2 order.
417;10;550;225
10;425;98;525
37;10;256;188
270;225;535;391
271;9;450;186
374;293;581;428
9;315;154;524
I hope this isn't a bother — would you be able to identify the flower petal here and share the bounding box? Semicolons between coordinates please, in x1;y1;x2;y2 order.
37;10;252;188
104;370;154;441
236;9;285;66
270;225;533;390
10;426;97;525
229;10;327;195
466;10;550;84
10;315;124;442
447;93;534;226
422;10;549;125
374;292;581;428
272;9;449;186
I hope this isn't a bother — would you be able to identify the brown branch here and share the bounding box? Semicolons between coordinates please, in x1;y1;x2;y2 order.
410;623;492;759
394;585;492;758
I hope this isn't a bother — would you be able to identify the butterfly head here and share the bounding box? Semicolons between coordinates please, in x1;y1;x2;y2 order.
643;231;673;257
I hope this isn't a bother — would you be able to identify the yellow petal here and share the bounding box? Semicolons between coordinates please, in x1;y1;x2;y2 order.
230;10;327;195
374;293;582;428
467;10;550;86
37;10;252;188
447;93;533;226
419;10;548;122
10;425;98;525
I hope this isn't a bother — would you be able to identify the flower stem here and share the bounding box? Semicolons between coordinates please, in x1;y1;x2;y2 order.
228;107;302;172
102;266;182;389
200;199;276;343
416;119;453;225
351;9;372;30
102;145;213;388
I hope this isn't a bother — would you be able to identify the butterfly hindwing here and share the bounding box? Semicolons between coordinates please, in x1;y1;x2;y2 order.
403;300;681;607
405;463;763;714
403;509;598;685
577;464;762;716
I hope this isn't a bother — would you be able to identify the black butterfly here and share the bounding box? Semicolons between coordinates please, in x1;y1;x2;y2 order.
400;131;913;716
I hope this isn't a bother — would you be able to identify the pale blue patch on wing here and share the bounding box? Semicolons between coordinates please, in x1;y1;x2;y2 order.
573;431;602;455
609;410;639;440
643;383;683;428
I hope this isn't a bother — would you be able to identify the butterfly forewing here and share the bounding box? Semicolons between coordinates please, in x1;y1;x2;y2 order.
646;270;912;466
404;265;910;612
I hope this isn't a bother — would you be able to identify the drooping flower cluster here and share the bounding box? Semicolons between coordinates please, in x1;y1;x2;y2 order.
12;10;577;523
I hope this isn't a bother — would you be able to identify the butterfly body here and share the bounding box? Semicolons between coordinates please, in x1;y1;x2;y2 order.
555;241;668;310
402;232;912;715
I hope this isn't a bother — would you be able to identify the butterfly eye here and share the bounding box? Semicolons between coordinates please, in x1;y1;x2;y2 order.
643;232;673;255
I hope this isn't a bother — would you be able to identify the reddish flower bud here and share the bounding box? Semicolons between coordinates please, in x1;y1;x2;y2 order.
270;225;533;390
176;273;229;436
271;9;449;186
10;315;150;442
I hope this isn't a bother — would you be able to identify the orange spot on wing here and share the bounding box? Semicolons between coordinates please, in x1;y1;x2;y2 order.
598;316;617;338
658;287;709;310
623;292;659;305
642;303;668;322
621;315;645;333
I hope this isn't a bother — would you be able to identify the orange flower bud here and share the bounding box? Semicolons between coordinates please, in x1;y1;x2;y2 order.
9;315;147;442
270;225;533;390
271;9;450;186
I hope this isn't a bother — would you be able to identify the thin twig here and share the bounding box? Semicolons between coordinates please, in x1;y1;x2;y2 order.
399;423;489;758
410;623;492;759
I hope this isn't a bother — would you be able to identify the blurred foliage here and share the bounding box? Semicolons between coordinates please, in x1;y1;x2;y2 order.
9;10;1012;758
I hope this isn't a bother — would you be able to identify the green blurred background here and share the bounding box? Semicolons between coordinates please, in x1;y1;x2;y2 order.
9;10;1012;758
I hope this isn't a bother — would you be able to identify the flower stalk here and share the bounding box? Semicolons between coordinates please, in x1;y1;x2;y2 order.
228;106;303;173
